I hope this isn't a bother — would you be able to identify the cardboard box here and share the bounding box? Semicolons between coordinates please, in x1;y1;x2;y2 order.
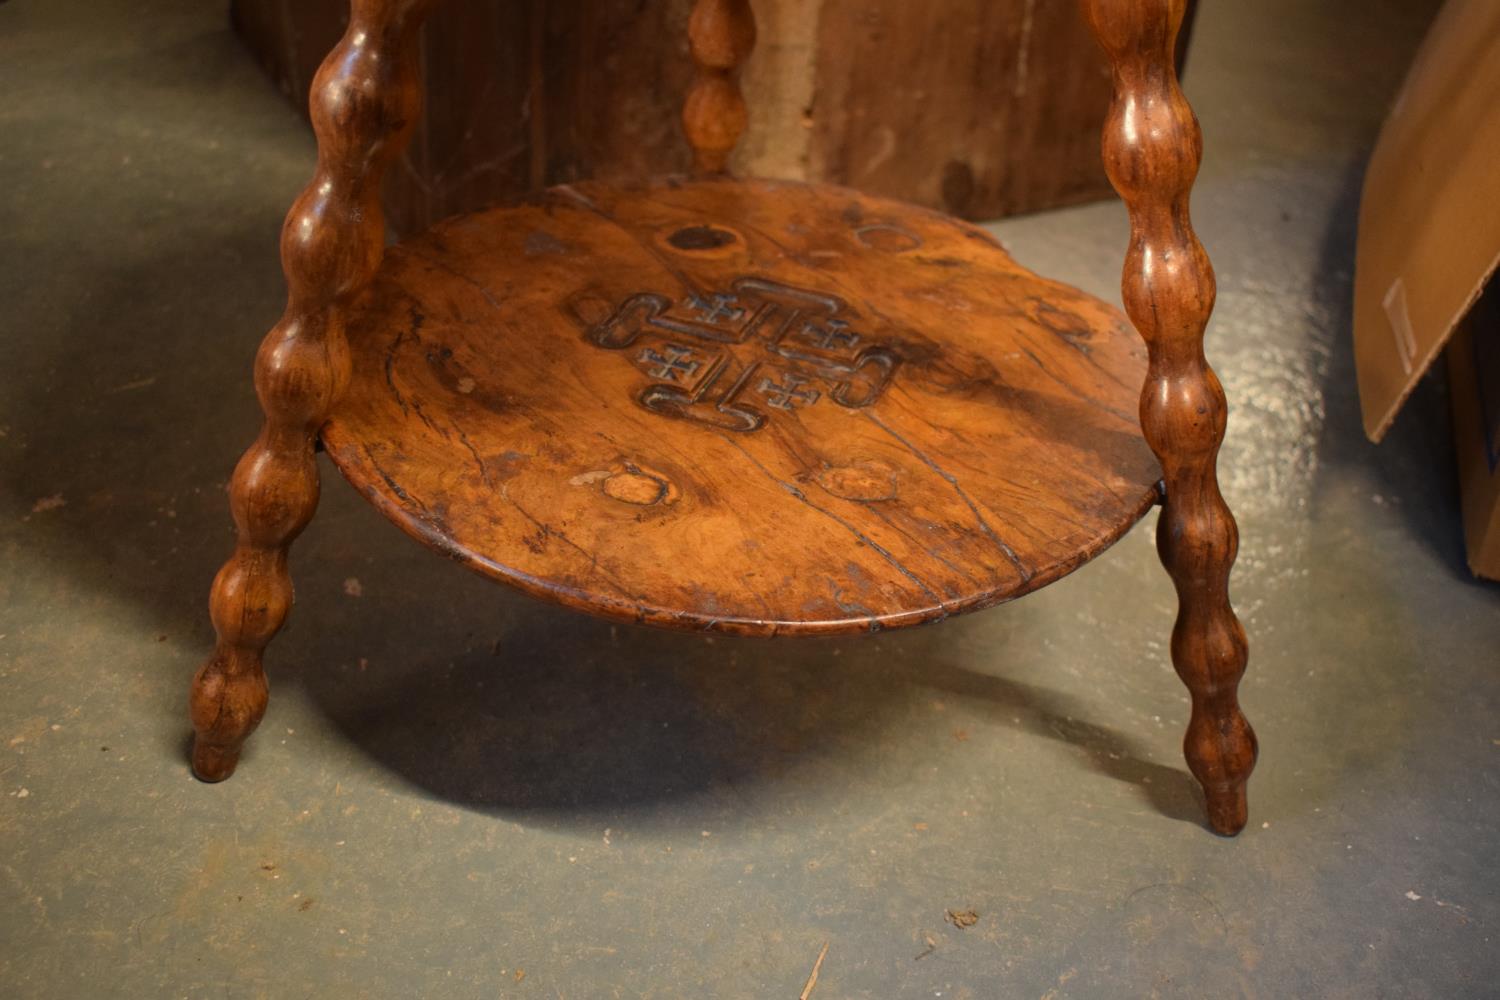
1447;297;1500;579
1353;0;1500;579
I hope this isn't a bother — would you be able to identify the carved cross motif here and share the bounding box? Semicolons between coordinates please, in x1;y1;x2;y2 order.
583;276;901;432
683;292;745;326
637;345;701;382
758;373;820;410
800;318;859;351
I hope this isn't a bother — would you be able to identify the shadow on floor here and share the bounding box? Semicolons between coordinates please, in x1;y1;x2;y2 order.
289;593;1205;828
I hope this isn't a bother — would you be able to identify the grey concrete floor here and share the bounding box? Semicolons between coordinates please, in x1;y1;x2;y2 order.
2;0;1497;997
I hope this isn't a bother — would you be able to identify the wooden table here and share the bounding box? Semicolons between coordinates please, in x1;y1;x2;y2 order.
190;0;1256;837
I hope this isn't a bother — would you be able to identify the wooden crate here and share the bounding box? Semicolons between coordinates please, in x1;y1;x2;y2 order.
231;0;1193;233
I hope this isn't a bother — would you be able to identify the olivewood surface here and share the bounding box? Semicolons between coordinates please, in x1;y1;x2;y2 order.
1083;0;1256;835
320;177;1161;636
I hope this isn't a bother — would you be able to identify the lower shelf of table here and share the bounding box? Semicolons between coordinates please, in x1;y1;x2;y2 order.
320;176;1161;636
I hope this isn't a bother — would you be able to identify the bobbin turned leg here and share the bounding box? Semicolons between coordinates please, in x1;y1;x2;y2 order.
683;0;756;175
190;0;439;780
1081;0;1256;833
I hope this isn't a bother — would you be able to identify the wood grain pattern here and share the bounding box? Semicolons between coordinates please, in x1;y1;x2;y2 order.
319;177;1162;636
189;0;437;781
807;0;1198;218
1082;0;1256;834
231;0;1196;231
684;0;758;175
808;0;1104;218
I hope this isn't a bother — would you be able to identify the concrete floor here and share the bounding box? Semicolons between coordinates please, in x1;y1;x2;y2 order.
2;0;1497;997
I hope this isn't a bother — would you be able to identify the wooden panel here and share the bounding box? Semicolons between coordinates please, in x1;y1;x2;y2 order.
393;0;699;230
230;0;1194;231
811;1;1109;217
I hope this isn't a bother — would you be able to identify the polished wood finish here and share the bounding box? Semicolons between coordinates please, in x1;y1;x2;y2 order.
319;178;1161;635
1082;0;1256;835
189;0;438;781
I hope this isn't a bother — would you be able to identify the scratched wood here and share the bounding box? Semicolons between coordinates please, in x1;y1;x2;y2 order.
320;177;1161;636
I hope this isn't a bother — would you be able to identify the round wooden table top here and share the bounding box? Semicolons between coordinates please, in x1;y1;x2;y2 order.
321;177;1160;636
